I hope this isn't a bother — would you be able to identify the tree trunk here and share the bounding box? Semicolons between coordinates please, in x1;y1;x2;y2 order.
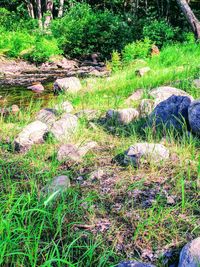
44;1;53;30
58;0;64;17
26;1;35;19
176;0;200;39
36;0;43;29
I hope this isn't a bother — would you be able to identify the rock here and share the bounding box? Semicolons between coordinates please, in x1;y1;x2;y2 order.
57;141;97;162
50;114;78;141
89;169;105;181
36;108;57;127
14;120;48;152
139;99;154;117
0;105;20;116
151;44;160;57
106;108;139;124
27;83;44;93
135;67;150;77
53;77;82;94
11;105;20;115
75;109;98;120
117;261;155;267
178;237;200;267
188;100;200;135
149;95;192;130
149;86;193;106
55;101;74;113
193;79;200;88
124;143;169;166
125;89;144;104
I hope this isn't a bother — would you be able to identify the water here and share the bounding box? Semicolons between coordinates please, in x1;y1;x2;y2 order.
0;83;54;108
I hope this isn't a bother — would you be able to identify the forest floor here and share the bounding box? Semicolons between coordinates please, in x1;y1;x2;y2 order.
0;43;200;267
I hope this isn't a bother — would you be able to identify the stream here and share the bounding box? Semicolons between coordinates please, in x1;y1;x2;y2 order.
0;83;54;107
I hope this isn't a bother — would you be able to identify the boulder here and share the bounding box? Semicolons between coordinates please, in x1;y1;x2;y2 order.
55;101;74;113
151;44;160;57
124;143;169;166
50;114;78;141
106;108;139;125
149;86;193;106
178;237;200;267
117;261;155;267
139;99;154;117
36;108;57;127
27;83;44;93
57;141;97;162
188;100;200;135
136;67;150;77
125;89;144;104
149;95;192;130
14;120;48;152
53;77;82;94
193;79;200;88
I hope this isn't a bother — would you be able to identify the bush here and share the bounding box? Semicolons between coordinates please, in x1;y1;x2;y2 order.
51;3;133;58
122;38;152;63
143;20;179;47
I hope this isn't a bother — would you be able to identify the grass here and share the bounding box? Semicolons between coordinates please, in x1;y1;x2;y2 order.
0;43;200;267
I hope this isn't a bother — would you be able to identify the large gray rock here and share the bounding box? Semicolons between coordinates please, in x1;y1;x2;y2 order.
188;100;200;135
57;141;97;162
149;86;193;106
117;261;155;267
14;120;48;152
125;143;169;166
149;95;192;130
106;108;139;125
178;237;200;267
53;77;82;94
54;101;74;113
50;114;78;141
36;108;57;127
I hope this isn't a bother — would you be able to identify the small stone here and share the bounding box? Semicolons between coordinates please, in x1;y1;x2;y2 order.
125;89;144;104
139;99;154;117
193;79;200;88
89;169;105;181
125;143;169;166
50;114;78;141
53;77;82;94
117;261;155;267
178;237;200;267
27;83;44;93
57;141;97;162
135;67;150;77
14;120;48;152
151;44;160;57
188;100;200;135
36;108;57;127
55;101;74;113
167;195;175;205
106;108;139;124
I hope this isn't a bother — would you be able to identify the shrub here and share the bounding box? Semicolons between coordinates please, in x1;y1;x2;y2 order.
51;3;133;58
122;38;152;63
109;51;122;72
143;20;179;47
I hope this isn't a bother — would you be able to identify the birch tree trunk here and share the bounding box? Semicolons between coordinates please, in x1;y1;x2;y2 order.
26;1;35;19
58;0;64;18
36;0;43;29
176;0;200;39
44;0;53;30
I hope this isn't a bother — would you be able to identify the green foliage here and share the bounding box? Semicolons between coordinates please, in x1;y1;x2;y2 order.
0;28;62;63
122;38;152;63
108;51;122;72
51;3;133;58
143;20;179;47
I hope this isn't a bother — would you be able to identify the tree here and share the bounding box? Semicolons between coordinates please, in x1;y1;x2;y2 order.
176;0;200;39
58;0;64;17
